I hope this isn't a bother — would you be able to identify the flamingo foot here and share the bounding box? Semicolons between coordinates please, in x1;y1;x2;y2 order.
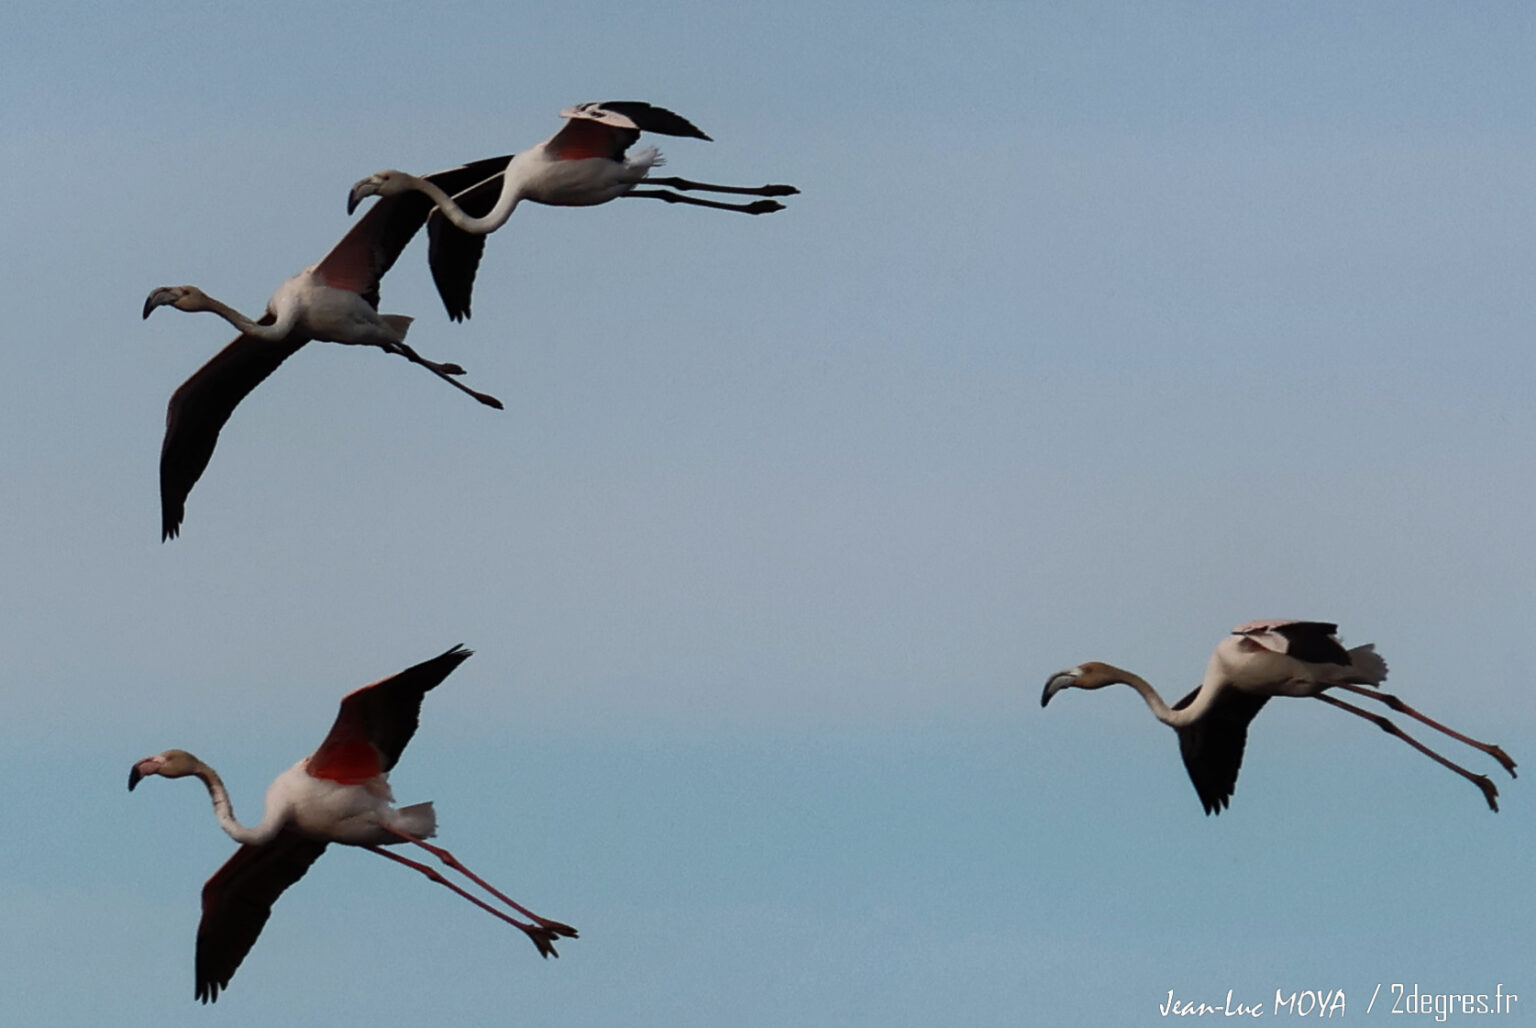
535;916;579;939
1474;774;1500;813
522;924;565;959
1489;745;1518;778
761;184;800;196
744;200;787;215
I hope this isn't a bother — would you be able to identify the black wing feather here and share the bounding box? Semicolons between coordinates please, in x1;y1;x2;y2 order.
1270;622;1350;664
337;644;472;772
597;101;712;140
426;174;506;321
159;325;304;541
196;833;329;1003
1173;686;1270;815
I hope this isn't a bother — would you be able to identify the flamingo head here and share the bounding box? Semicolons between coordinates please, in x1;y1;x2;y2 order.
128;749;202;791
1040;661;1131;707
347;170;412;214
142;285;211;319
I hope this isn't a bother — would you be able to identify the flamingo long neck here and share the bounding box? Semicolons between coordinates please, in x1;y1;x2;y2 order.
412;167;525;235
187;760;285;847
1110;669;1209;728
192;293;295;342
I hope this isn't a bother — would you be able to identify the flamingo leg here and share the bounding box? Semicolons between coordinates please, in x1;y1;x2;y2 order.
380;826;578;941
365;844;568;958
624;189;788;215
381;342;505;409
641;176;799;198
1329;683;1516;777
1314;693;1501;812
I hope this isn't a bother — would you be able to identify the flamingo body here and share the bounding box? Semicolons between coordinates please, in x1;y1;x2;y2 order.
146;156;511;540
1041;620;1515;814
129;645;576;1002
348;101;799;320
249;759;436;844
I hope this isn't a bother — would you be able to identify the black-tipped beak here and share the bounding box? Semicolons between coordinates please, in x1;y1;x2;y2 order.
346;179;373;216
142;287;173;320
1041;672;1075;708
128;765;144;791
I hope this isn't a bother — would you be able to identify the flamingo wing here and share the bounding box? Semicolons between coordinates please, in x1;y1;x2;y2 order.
1231;620;1349;664
160;322;305;540
316;155;515;304
1173;686;1270;815
308;645;473;782
196;832;329;1003
425;173;507;321
546;114;640;162
560;101;711;141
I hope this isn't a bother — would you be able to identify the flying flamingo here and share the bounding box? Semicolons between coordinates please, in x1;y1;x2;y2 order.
1040;619;1517;813
347;101;800;320
144;156;513;540
128;645;576;1002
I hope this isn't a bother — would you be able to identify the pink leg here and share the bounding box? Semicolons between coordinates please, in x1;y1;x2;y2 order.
381;342;505;410
1315;693;1501;812
1331;683;1517;776
366;845;568;958
625;189;787;214
380;827;578;940
643;176;799;197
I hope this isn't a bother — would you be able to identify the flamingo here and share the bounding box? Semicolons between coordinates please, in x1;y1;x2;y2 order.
144;156;513;540
128;645;577;1003
347;101;800;320
1040;619;1517;813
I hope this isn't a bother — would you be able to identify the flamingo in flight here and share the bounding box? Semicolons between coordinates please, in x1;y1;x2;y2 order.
347;101;800;320
1041;620;1517;813
144;156;513;540
128;645;576;1003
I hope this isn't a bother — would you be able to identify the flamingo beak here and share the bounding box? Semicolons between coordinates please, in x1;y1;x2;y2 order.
1040;671;1078;708
127;755;160;791
346;176;380;216
142;287;178;320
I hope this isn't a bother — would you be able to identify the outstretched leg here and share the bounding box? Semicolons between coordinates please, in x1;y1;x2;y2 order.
381;826;578;941
644;176;799;197
625;189;788;214
1330;683;1517;777
1314;693;1501;811
382;342;504;409
366;844;569;958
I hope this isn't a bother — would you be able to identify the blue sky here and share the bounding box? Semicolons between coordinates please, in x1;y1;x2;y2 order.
2;2;1533;1024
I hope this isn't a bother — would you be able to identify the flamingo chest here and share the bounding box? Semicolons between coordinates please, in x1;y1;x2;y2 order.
1213;641;1319;696
286;768;398;844
294;279;398;346
523;156;641;206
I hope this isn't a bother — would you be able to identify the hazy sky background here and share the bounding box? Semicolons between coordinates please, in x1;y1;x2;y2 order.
3;2;1533;1024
